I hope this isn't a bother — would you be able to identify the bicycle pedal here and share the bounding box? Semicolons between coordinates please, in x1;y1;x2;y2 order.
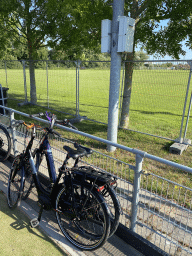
30;218;39;228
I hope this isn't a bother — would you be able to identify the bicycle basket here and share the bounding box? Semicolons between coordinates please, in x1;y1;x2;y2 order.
71;166;116;186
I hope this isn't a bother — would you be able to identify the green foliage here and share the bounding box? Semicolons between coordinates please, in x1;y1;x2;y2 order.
125;0;192;58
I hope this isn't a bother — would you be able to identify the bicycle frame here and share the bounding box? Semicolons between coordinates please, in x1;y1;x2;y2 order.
35;134;57;184
22;127;63;210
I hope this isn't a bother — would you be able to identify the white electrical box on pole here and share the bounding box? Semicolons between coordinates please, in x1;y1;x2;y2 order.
101;19;112;53
118;16;135;53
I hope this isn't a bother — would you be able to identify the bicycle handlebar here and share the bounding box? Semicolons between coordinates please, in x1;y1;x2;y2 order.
12;120;36;129
30;111;78;131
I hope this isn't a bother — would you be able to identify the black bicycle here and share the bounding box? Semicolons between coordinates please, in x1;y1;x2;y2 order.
23;112;121;238
0;123;11;162
7;115;111;250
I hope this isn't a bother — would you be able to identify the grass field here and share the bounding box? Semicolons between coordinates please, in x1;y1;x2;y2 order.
1;67;192;191
1;67;191;139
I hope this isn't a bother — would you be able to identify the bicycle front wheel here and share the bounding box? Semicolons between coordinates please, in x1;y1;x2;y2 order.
22;148;41;200
7;155;24;209
22;160;34;200
55;181;110;251
0;124;11;162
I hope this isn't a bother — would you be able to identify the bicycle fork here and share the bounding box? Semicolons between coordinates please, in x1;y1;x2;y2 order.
28;151;44;228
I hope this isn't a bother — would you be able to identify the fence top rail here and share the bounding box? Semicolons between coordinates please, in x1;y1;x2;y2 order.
1;59;192;63
3;106;192;174
124;59;192;63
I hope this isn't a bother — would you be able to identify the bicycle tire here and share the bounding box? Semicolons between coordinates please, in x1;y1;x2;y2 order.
22;160;34;200
0;124;11;162
7;155;24;209
22;150;40;200
55;181;111;250
101;186;121;237
22;148;55;200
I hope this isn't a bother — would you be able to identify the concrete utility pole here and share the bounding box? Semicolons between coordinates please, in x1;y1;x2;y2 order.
107;0;124;152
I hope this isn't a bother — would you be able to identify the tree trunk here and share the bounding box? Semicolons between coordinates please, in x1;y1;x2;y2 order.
120;52;134;128
29;59;37;104
28;39;37;104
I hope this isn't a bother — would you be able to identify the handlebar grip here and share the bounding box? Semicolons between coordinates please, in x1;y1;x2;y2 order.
30;113;44;118
13;120;24;127
56;119;78;130
68;121;78;130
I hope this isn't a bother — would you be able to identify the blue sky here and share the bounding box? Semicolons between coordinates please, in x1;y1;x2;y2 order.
147;44;192;61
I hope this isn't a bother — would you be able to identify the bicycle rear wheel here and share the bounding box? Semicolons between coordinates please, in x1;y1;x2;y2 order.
0;124;11;162
7;155;24;209
101;186;121;237
55;181;110;250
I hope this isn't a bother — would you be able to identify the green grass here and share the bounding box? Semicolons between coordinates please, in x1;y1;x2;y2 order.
2;68;191;139
1;67;192;203
0;190;66;256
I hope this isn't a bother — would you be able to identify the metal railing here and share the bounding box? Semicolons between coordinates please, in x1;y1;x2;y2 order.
1;106;192;255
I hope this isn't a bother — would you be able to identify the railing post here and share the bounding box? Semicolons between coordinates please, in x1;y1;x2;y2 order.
130;152;144;232
10;111;18;156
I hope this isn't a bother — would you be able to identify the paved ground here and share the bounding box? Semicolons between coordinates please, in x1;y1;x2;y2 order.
0;159;144;256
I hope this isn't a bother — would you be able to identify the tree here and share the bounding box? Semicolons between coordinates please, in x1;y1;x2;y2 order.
0;0;112;103
120;0;192;127
48;0;112;57
0;0;55;103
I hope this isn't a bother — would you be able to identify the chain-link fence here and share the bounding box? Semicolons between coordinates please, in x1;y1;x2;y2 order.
119;60;192;143
1;59;192;142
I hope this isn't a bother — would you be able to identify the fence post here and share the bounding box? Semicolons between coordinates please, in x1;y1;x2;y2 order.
0;84;5;116
119;62;125;126
10;111;18;156
46;61;49;108
75;60;80;118
130;152;144;232
179;62;192;143
183;91;192;141
4;61;8;87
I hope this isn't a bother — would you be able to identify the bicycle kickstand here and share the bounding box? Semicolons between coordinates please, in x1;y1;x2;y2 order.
30;204;44;228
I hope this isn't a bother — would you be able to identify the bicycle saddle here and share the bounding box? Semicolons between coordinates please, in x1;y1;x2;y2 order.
63;145;92;159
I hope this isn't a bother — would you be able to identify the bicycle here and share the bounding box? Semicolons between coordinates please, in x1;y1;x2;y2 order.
0;123;11;162
7;115;111;250
24;112;121;237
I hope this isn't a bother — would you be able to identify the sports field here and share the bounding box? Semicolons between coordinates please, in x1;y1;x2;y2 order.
1;67;192;140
